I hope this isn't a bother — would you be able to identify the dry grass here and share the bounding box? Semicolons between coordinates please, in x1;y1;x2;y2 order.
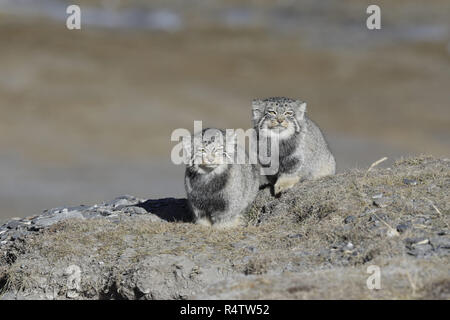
0;156;448;299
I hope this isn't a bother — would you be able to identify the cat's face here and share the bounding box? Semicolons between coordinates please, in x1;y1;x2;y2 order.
185;129;234;171
252;98;306;138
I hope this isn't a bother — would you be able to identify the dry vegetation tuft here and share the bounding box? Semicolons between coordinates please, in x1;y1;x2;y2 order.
0;156;449;299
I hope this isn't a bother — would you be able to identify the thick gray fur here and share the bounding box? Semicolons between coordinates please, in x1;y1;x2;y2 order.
184;128;259;228
252;97;336;195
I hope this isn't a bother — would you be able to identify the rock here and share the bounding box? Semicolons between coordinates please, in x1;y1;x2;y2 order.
33;210;84;227
405;238;434;256
373;198;391;208
407;244;433;257
403;178;418;186
344;215;356;224
5;220;22;230
413;217;427;224
405;237;428;246
345;242;354;250
287;233;303;239
10;230;27;241
387;228;400;238
103;195;142;208
430;237;450;250
396;223;410;233
97;208;114;216
122;206;148;215
359;207;377;217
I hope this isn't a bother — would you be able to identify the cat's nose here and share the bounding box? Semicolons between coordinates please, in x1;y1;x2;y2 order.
277;115;285;123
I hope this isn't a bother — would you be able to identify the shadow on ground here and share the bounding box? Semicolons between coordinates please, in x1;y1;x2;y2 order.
135;198;192;222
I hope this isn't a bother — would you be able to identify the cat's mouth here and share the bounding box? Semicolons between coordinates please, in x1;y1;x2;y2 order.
199;162;222;169
269;124;289;131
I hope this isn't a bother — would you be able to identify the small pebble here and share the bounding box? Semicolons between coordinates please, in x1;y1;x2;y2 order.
403;178;417;186
373;198;390;208
344;215;356;224
287;233;303;239
6;220;22;230
387;228;400;237
396;223;409;233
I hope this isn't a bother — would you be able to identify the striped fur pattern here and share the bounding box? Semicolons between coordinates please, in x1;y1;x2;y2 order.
184;128;259;227
252;97;336;195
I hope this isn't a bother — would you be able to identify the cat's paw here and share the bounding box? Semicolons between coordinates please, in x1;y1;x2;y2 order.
213;216;243;229
195;217;212;226
274;176;300;196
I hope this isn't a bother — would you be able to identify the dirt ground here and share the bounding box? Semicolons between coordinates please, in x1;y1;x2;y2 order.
0;156;448;299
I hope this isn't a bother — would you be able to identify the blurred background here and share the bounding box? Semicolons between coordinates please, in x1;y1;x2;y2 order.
0;0;449;221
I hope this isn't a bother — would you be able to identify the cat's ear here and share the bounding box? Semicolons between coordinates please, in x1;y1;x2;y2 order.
252;99;264;124
203;128;223;144
295;100;307;120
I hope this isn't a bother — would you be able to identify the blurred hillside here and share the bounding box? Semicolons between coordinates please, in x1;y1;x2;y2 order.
0;0;449;220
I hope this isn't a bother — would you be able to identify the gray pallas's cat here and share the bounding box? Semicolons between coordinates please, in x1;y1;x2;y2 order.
252;97;336;195
184;128;259;228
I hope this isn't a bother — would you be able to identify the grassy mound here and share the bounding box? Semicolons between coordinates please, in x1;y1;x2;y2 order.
1;156;449;299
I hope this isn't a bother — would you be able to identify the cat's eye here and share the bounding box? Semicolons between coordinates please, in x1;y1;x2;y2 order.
268;110;276;115
284;110;294;116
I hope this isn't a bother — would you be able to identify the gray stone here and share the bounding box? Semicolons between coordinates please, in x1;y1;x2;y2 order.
33;210;84;227
403;178;418;186
414;217;427;224
103;195;142;208
122;206;148;215
96;208;114;216
373;198;391;208
430;237;450;250
80;211;103;219
405;237;428;246
359;208;377;217
287;233;303;239
344;215;356;224
407;244;433;257
5;220;22;230
10;230;27;241
345;242;354;250
396;223;410;233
